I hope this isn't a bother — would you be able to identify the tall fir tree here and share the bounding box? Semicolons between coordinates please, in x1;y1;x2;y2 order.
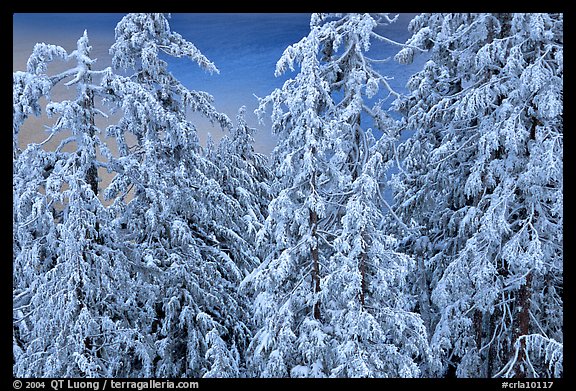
14;11;561;379
243;13;433;377
391;13;563;377
13;32;152;377
102;13;259;377
14;13;270;378
205;106;271;277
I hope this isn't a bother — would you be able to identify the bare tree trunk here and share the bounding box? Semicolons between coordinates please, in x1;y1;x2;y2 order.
417;255;432;334
81;63;100;243
310;170;321;320
513;272;533;378
474;310;494;377
83;81;98;197
359;239;366;308
473;309;484;376
483;311;495;377
310;207;321;320
82;65;98;195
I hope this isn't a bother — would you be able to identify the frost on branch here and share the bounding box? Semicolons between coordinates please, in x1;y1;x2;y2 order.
391;13;562;378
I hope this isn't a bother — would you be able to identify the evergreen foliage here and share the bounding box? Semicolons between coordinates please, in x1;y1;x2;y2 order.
13;12;562;379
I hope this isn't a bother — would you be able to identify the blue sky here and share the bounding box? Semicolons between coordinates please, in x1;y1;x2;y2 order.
13;13;422;154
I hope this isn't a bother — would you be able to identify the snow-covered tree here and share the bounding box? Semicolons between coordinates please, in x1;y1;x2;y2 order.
391;13;563;377
102;13;257;377
243;13;433;377
13;32;154;377
14;11;561;380
14;13;268;378
325;146;435;377
206;106;271;273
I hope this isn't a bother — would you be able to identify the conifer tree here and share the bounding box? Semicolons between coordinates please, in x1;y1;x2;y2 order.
392;13;563;377
102;13;256;377
13;32;150;377
244;13;433;377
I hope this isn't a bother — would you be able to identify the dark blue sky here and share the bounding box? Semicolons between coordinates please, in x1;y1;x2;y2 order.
13;13;421;154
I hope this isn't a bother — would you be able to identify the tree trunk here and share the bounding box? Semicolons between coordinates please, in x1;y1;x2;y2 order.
473;309;490;377
80;63;102;244
359;239;366;308
513;271;533;378
486;309;498;377
310;168;321;320
83;63;98;197
417;255;432;334
310;207;321;320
